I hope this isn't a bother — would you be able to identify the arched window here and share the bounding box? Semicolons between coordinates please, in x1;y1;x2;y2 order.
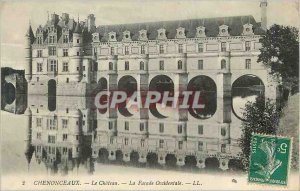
221;59;226;69
178;60;183;69
109;62;113;70
140;61;145;70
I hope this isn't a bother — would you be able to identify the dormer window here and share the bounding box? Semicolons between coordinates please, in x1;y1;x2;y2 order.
157;28;167;40
92;33;100;42
139;30;148;41
219;25;229;36
196;26;206;38
123;31;131;41
63;35;69;43
108;32;117;42
176;27;186;39
242;24;254;36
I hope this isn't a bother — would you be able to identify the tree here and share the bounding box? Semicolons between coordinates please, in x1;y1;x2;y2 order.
239;97;281;169
258;24;299;95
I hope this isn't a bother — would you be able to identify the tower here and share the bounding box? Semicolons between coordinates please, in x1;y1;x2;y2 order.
25;23;34;81
87;14;96;32
70;21;83;82
260;0;268;30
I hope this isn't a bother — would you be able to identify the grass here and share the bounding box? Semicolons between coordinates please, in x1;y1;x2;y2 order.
277;93;299;170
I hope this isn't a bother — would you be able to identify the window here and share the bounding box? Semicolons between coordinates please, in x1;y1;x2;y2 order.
221;42;226;52
221;59;226;69
198;125;203;135
83;66;85;71
110;137;114;144
141;45;145;54
159;44;164;54
63;147;68;154
110;47;114;55
37;50;43;57
159;123;164;133
63;49;68;57
159;140;164;148
109;121;113;130
37;77;39;82
36;118;42;126
66;78;69;83
198;60;203;70
178;44;183;53
76;135;79;140
245;41;251;51
178;141;183;150
48;135;56;143
125;61;129;70
37;63;43;72
159;60;164;70
141;139;145;147
63;134;68;141
125;121;129;130
140;61;145;70
198;141;203;151
109;62;113;70
48;47;56;56
37;132;42;139
77;51;80;56
125;138;129;145
49;60;57;72
49;35;55;44
198;43;203;52
63;35;69;43
63;62;68;72
62;119;68;128
245;59;251;69
178;60;183;69
77;39;80;43
178;125;183;134
221;144;226;153
49;119;56;130
140;123;144;131
37;36;42;44
125;46;129;55
221;127;226;136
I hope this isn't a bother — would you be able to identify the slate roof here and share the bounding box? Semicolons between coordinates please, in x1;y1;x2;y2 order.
96;15;265;42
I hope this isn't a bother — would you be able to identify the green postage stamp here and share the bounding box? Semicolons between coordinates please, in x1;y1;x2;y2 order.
248;133;292;186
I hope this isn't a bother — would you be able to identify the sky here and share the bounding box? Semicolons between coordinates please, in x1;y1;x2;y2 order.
0;0;299;70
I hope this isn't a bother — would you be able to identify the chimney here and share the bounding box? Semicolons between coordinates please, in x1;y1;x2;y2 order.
260;0;268;30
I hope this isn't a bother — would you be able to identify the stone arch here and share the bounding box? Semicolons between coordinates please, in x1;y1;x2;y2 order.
205;157;220;171
149;75;174;118
228;158;244;171
98;148;109;163
165;154;177;168
3;82;16;104
117;75;137;117
187;75;217;119
232;74;265;119
130;151;139;165
48;79;56;111
115;150;123;164
146;152;158;167
184;155;197;170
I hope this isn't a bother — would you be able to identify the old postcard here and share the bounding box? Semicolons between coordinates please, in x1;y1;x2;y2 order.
0;0;299;190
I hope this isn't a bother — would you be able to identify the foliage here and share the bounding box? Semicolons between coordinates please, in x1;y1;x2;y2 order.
257;24;299;95
239;97;281;169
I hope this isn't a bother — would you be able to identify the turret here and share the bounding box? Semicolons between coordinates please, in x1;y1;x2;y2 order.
87;14;96;32
24;108;33;170
25;24;34;81
260;0;268;30
70;22;83;82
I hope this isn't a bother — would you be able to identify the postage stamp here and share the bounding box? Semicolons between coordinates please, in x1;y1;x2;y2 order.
248;133;292;186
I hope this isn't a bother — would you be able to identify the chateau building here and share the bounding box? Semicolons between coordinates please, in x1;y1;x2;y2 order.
22;0;280;172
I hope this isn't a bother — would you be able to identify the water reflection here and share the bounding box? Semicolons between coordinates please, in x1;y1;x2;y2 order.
12;94;248;175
